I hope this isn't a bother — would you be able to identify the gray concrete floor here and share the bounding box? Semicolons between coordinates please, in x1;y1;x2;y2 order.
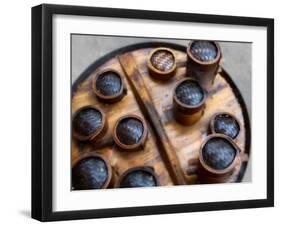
71;35;251;182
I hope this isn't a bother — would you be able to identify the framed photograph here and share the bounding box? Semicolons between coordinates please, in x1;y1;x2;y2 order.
32;4;274;221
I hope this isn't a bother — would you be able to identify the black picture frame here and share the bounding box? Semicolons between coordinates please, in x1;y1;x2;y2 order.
32;4;274;222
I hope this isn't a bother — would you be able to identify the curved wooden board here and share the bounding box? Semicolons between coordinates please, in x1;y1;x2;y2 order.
72;57;174;187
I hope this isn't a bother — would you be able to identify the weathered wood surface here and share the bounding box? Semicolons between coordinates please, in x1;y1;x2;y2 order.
118;53;186;185
72;57;174;187
72;46;249;187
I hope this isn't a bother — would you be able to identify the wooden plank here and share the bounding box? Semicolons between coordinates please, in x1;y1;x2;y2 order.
118;52;186;185
72;57;173;187
132;48;248;184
